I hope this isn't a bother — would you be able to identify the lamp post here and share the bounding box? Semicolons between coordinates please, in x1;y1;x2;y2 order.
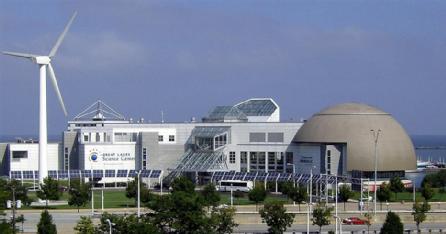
333;215;343;234
105;219;114;234
307;166;315;234
230;183;234;206
371;129;381;216
335;175;338;234
137;170;141;218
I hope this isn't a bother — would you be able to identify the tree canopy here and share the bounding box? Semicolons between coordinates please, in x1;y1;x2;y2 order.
338;184;354;211
37;177;61;208
421;183;435;201
260;201;295;234
201;183;221;209
312;204;333;234
380;211;403;234
37;210;57;234
68;179;91;212
377;182;391;210
389;177;405;200
248;183;267;210
412;200;430;232
288;186;307;211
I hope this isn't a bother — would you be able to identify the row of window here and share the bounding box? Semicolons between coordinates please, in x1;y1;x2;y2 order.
158;135;175;142
249;132;284;143
82;132;176;143
142;148;148;170
228;151;294;173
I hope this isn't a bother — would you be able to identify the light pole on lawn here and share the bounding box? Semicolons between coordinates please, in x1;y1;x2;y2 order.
137;170;142;218
371;129;381;216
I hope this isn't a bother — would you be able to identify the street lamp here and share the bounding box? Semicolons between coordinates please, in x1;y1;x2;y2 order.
307;165;316;234
137;170;142;218
333;215;343;234
105;219;115;234
371;129;381;216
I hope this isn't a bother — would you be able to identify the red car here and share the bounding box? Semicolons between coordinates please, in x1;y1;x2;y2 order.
342;217;366;225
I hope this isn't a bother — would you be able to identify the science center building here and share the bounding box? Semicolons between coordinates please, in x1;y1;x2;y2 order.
0;98;416;184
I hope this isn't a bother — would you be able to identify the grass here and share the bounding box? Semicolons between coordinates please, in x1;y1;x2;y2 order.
24;190;135;210
352;189;446;202
219;192;290;206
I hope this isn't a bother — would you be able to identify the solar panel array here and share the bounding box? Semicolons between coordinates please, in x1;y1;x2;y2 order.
210;171;353;184
9;169;163;180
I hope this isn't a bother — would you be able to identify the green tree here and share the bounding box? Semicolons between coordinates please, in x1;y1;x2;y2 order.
210;206;238;234
364;212;373;234
389;176;404;200
37;210;57;234
170;176;195;193
201;183;221;209
312;204;333;234
125;176;150;205
412;200;430;232
248;183;267;210
68;179;91;212
279;181;294;199
0;221;14;234
260;201;295;234
380;211;403;234
37;177;61;208
338;184;354;211
73;216;94;234
97;212;160;234
421;183;435;201
377;182;391;210
288;186;307;211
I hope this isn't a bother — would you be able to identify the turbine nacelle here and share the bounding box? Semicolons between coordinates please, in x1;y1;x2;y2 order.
32;56;51;65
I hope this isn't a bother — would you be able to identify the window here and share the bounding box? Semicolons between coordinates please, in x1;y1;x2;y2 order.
229;152;236;164
64;147;69;170
96;132;100;142
240;152;247;164
169;135;175;142
158;135;164;142
286;152;293;164
268;152;276;165
84;134;89;142
250;152;257;164
327;150;331;157
258;152;266;165
268;133;284;142
12;151;28;159
142;148;148;169
214;134;227;149
249;133;266;142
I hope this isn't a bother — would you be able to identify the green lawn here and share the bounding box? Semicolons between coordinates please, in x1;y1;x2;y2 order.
352;190;446;202
25;190;135;210
219;192;290;206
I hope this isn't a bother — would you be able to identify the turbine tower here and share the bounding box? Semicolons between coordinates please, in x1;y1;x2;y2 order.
3;12;77;184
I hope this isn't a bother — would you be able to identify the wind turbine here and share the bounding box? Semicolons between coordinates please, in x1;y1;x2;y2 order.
3;12;77;184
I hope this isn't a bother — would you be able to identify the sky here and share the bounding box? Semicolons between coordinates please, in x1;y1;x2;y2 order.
1;0;446;136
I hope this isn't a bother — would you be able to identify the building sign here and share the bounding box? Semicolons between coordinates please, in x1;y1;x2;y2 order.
89;148;135;162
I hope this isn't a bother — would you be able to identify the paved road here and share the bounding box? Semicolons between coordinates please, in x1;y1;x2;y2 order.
5;203;446;233
236;223;446;233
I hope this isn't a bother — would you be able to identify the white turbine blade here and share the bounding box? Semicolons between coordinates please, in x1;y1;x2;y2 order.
49;11;77;57
47;63;68;116
3;51;39;59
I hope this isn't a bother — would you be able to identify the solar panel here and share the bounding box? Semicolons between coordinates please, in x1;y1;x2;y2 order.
58;171;69;179
256;172;268;181
149;170;161;178
212;171;225;181
267;172;280;181
243;172;257;181
105;170;115;178
23;170;34;179
277;173;291;181
93;170;103;178
81;170;92;178
11;171;22;179
128;170;137;178
48;170;58;178
70;170;81;178
222;171;236;180
117;170;128;177
233;172;246;180
141;170;151;178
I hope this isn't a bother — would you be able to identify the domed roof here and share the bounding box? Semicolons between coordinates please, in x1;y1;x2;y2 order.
294;103;416;172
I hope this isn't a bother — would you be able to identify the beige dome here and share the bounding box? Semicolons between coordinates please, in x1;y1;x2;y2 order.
294;103;416;172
